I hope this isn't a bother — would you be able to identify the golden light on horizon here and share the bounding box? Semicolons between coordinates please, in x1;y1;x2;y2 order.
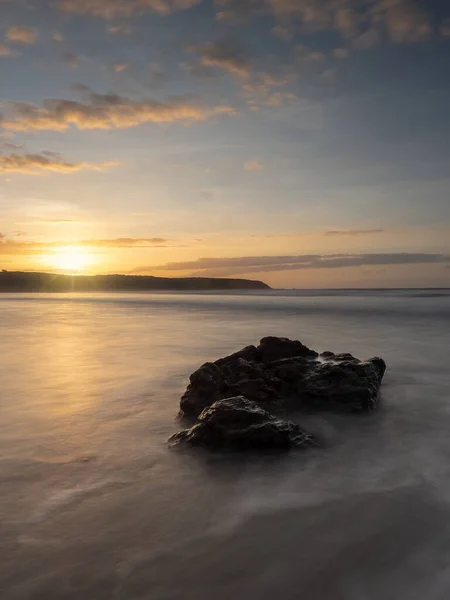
43;246;96;273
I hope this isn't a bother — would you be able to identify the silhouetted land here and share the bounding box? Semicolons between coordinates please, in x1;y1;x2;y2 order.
0;271;271;292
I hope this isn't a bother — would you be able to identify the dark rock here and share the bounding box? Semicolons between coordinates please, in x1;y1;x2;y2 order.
169;396;316;450
258;336;318;363
215;345;261;367
180;362;226;417
326;352;358;362
179;337;386;418
298;357;386;412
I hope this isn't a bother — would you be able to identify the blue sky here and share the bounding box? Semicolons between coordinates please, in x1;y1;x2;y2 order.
0;0;449;287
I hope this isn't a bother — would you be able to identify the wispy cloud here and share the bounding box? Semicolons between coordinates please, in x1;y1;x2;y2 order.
244;159;263;171
352;28;381;51
2;89;234;132
259;229;385;239
215;0;434;45
114;61;130;72
146;253;450;277
374;0;431;43
0;42;14;57
62;52;80;68
6;26;38;45
79;237;169;247
0;237;170;255
324;229;385;236
189;37;251;79
0;151;117;174
57;0;201;18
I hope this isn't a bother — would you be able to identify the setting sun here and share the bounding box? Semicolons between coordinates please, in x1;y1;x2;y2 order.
44;246;94;273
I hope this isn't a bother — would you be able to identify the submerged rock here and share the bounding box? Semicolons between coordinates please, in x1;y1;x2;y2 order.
179;336;386;418
169;396;316;450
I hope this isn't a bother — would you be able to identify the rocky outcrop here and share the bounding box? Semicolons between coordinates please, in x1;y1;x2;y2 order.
170;337;386;452
169;396;316;450
179;337;386;418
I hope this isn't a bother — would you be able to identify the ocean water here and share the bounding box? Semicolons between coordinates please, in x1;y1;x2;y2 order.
1;290;450;600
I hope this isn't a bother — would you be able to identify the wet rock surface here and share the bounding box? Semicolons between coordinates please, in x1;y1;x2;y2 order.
169;396;316;450
170;337;386;452
179;337;386;418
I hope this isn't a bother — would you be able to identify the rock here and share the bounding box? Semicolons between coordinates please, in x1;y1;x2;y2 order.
169;396;316;450
298;357;386;412
179;337;386;418
258;336;318;363
180;362;226;417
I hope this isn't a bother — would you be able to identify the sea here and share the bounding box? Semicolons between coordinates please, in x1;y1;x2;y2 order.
1;289;450;600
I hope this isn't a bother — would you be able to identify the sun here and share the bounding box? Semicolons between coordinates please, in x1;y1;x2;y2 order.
45;246;94;273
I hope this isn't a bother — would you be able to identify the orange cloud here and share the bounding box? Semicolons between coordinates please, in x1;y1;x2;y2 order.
191;38;251;79
244;159;263;171
58;0;201;18
2;90;234;132
0;237;170;255
0;42;14;56
0;152;117;174
6;26;38;45
114;61;130;72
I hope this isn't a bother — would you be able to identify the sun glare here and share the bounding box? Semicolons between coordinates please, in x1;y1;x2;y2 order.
45;246;94;273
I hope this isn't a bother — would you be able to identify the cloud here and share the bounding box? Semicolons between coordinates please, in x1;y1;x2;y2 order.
352;28;381;51
321;67;338;84
244;159;263;171
373;0;431;43
256;229;385;239
333;47;350;59
78;237;169;247
57;0;201;18
215;0;434;45
335;6;361;38
114;61;130;72
0;152;117;174
63;52;80;68
272;25;294;40
6;26;38;45
0;237;169;255
107;23;133;36
323;229;385;236
190;37;251;79
0;43;14;57
40;219;75;223
2;89;234;132
214;0;262;21
295;45;325;62
147;253;450;277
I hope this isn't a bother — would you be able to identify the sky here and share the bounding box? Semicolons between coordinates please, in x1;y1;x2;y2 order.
0;0;449;288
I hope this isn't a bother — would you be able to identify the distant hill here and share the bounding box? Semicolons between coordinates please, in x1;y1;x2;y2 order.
0;271;271;292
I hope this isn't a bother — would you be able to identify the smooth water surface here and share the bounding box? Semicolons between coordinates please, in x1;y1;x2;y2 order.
1;290;450;599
